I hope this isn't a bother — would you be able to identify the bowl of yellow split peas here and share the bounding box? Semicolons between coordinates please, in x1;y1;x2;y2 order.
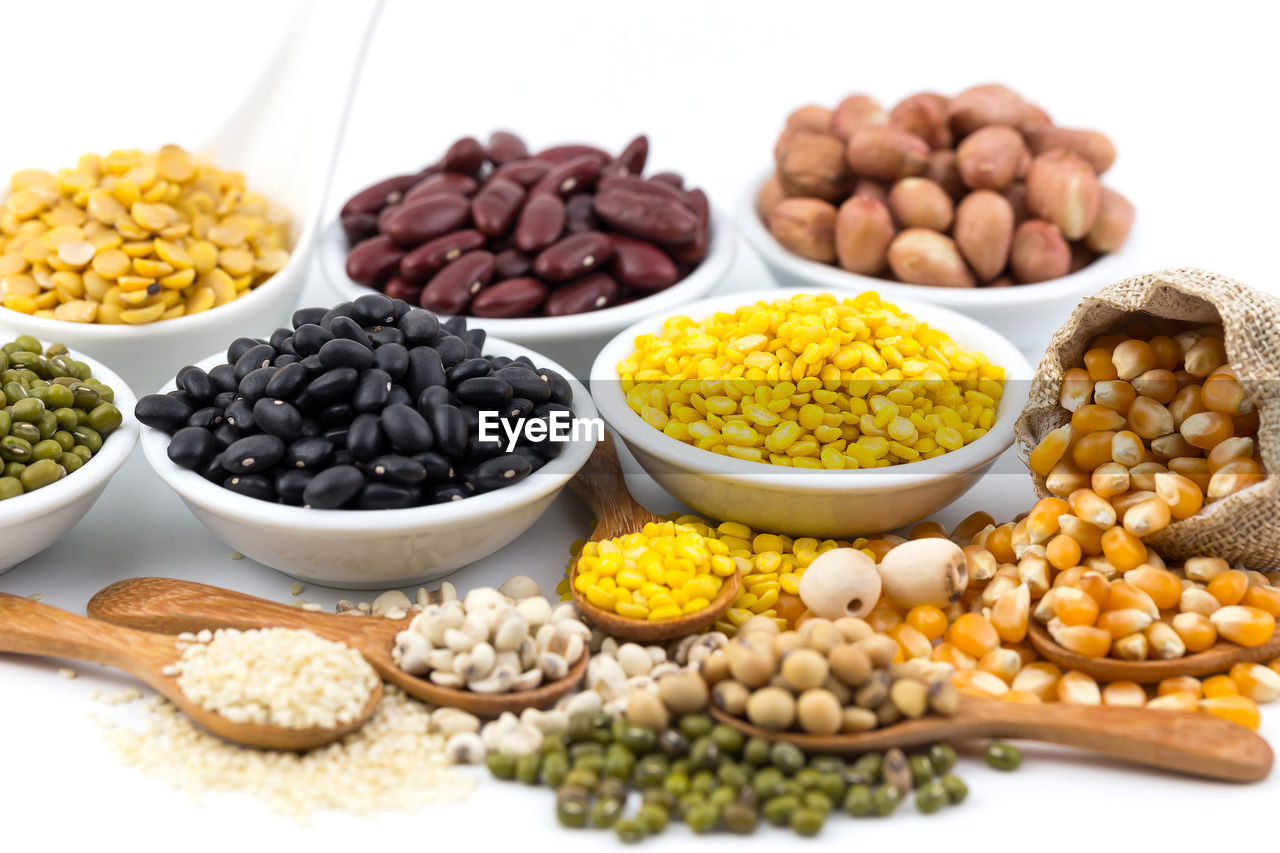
0;145;311;392
590;288;1033;538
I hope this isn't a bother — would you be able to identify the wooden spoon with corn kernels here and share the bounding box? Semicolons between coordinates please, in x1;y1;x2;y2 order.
0;592;381;750
566;435;741;643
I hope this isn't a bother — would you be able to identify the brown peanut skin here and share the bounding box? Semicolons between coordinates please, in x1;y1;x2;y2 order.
777;133;852;201
887;177;953;232
443;137;486;176
514;193;566;253
786;105;835;135
887;228;976;287
404;172;479;203
341;173;421;217
831;94;888;142
486;131;529;166
611;235;678;291
399;229;487;281
757;174;787;220
768;198;837;263
544;273;619;316
381;194;472;247
531;232;614;281
420;250;495;313
530;155;603;198
1010;220;1071;283
1085;187;1135;253
1002;181;1030;224
592;190;699;244
956;125;1026;191
834;196;894;275
947;84;1027;138
469;277;548;318
852;178;889;205
923;150;965;200
890;93;952;150
470;177;527;236
1026;150;1101;240
1023;125;1116;174
953;190;1015;283
345;235;404;287
845;126;929;182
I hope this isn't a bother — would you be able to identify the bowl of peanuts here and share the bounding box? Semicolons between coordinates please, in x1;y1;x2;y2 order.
0;145;314;393
591;288;1033;539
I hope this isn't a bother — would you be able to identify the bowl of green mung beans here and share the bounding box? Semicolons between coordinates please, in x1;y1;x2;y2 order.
0;336;139;573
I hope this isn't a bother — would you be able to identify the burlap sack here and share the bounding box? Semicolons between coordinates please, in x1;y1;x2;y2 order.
1014;267;1280;568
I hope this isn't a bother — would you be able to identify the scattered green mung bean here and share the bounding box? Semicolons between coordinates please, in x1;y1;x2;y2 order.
942;774;968;804
985;741;1023;771
915;778;948;814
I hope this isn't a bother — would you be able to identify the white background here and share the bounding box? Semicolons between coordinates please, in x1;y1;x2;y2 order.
1;0;1278;850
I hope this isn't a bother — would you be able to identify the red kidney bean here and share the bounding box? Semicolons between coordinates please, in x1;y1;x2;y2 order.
420;251;494;314
604;134;649;177
564;194;597;233
404;172;479;203
470;177;526;236
609;235;678;291
487;131;529;166
381;194;472;247
341;211;378;245
443;136;486;176
491;158;553;188
384;275;424;304
536;144;610;165
544;273;619;316
514;193;566;253
598;175;686;204
494;248;532;279
649;171;684;188
346;235;405;287
340;173;421;217
376;203;400;234
532;232;614;282
668;187;710;264
530;155;602;198
400;229;486;281
592;190;698;245
469;277;548;318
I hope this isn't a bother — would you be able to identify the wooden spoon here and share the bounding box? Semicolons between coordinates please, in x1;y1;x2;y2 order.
709;693;1271;783
0;591;380;750
1027;620;1280;684
87;577;586;717
567;435;741;642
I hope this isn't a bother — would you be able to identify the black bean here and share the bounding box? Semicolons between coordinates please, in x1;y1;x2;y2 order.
353;292;397;325
223;398;255;432
435;335;467;367
167;389;195;408
470;454;534;491
213;391;237;410
429;484;469;503
238;366;276;402
403;347;446;397
187;406;223;430
413;451;454;482
317;403;355;429
538;367;573;405
373;343;409;379
299;419;321;437
292;323;333;357
463;328;486;351
285;437;333;470
167;426;217;469
455;376;513;406
381;404;433;453
303;465;364;508
398;309;441;346
445;357;492;386
320;302;356;328
368;325;405;347
209;363;239;393
504;397;535;421
300;354;325;375
495;365;552;402
293;306;328;328
211;423;239;449
275;469;313;505
318;338;375;370
274;353;300;367
265;362;309;401
134;394;193;431
221;434;285;473
353;369;393;413
328;315;368;345
269;327;292;350
465;433;505;459
441;315;467;336
368;454;428;484
303;368;357;407
176;366;216;404
429;404;468;457
324;427;349;446
358;482;419;509
347;413;386;462
200;457;227;483
504;446;545;473
233;344;276;380
227;337;262;364
253;398;303;440
490;356;513;369
224;473;275;501
387;385;412;407
459;405;481;433
331;449;354;467
417;385;453;414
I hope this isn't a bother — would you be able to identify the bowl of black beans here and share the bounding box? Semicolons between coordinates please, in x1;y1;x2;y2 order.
134;294;599;588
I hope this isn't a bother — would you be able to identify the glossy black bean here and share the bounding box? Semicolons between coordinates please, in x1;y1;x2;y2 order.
490;356;513;369
176;367;216;404
320;302;356;328
233;344;276;380
358;482;419;509
318;338;375;371
187;406;223;430
291;324;333;357
389;298;413;320
464;433;505;459
442;315;468;336
434;335;467;367
428;403;467;457
209;363;239;393
429;484;469;503
274;353;300;367
224;473;275;501
347;413;386;462
211;423;239;448
463;328;486;351
307;366;359;403
495;365;550;402
300;354;325;375
537;369;573;405
455;376;513;406
134;394;193;430
368;454;427;485
403;348;446;397
353;292;397;326
285;437;334;470
303;465;364;509
167;389;194;409
253;398;302;440
238;366;276;402
265;362;309;401
223;398;255;432
368;326;405;348
213;391;237;410
317;403;355;429
167;426;217;469
413;451;454;482
299;419;321;437
459;405;481;433
505;446;544;472
416;385;453;415
381;404;433;453
292;306;328;328
200;457;227;483
353;369;393;413
470;454;534;491
280;339;299;358
220;434;285;473
445;357;491;386
331;449;354;467
269;327;292;351
397;309;441;346
275;469;313;505
227;337;262;364
373;343;409;379
328;315;369;345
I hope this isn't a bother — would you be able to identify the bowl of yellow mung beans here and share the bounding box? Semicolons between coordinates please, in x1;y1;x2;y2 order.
591;289;1033;538
0;145;310;393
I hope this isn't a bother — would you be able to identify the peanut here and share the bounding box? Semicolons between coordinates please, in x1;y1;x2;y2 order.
887;177;954;232
844;126;930;181
768;197;838;263
956;125;1026;191
1026;150;1101;240
1010;219;1070;283
953;190;1015;283
887;228;975;287
835;196;895;275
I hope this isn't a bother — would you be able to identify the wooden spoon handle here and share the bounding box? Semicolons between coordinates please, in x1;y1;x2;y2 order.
0;592;171;673
566;433;660;540
971;696;1272;782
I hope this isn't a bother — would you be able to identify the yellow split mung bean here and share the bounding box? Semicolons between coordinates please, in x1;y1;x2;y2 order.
1;145;291;324
617;292;1005;469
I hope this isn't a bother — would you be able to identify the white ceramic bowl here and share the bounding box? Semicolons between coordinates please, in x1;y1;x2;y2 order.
736;169;1141;356
591;288;1034;538
140;338;599;589
1;346;139;573
318;207;736;378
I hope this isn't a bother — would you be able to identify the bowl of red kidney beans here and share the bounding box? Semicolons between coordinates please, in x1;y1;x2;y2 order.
319;131;734;376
